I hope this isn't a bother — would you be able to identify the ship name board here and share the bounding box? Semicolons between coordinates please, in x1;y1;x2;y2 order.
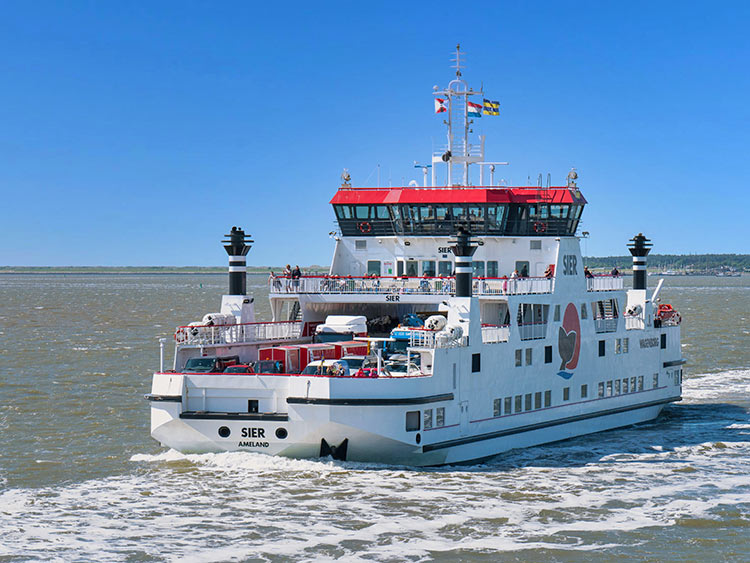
640;337;659;348
562;255;578;275
241;427;266;438
437;247;452;254
386;295;400;302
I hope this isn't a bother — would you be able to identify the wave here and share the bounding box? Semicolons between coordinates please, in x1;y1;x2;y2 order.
1;369;748;561
682;368;750;401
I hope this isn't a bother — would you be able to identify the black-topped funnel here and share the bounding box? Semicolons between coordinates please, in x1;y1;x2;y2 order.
627;232;652;290
222;227;253;295
449;226;478;297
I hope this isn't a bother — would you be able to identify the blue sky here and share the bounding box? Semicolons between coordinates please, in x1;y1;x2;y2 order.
1;1;748;266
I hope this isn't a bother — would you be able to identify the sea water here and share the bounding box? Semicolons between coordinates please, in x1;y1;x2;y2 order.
0;274;748;561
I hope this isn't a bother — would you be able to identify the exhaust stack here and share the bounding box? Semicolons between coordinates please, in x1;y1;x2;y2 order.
222;227;253;296
627;232;652;290
450;226;478;297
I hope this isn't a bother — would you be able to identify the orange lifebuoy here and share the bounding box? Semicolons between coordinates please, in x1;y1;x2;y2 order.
358;221;372;233
533;221;547;233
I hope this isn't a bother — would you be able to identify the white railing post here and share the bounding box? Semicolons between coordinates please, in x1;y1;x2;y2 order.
158;338;166;372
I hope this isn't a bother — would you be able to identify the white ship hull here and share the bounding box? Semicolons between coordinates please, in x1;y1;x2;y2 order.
149;317;683;466
146;50;685;466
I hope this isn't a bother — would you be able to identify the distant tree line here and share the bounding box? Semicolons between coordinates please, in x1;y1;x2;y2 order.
583;254;750;271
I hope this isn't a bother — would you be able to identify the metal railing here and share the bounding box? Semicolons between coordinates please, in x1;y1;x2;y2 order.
175;320;302;346
482;324;510;344
587;275;624;291
269;275;554;297
517;321;548;341
593;318;619;333
408;330;468;349
625;315;645;330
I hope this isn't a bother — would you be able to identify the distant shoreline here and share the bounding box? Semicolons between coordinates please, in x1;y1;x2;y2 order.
0;266;329;275
1;253;747;275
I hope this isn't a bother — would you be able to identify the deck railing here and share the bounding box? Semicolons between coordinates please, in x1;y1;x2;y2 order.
270;275;554;297
625;315;645;330
587;275;624;292
517;321;548;341
408;330;468;349
175;320;302;346
482;324;510;344
594;317;619;333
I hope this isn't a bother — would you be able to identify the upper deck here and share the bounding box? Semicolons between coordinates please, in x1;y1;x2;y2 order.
330;186;586;238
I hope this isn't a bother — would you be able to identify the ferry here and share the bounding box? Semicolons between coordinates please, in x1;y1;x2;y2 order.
146;47;685;465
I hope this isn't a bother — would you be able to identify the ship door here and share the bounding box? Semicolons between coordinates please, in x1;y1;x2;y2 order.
459;401;470;436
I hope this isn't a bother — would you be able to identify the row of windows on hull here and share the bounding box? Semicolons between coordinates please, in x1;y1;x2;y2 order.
334;203;584;237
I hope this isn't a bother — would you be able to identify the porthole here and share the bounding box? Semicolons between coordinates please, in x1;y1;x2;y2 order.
416;433;421;445
218;426;231;438
275;427;288;440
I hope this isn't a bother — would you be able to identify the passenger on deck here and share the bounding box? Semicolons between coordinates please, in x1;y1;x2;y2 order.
585;266;594;278
291;265;301;291
269;271;282;291
611;266;620;277
283;264;292;291
419;272;430;293
544;265;554;279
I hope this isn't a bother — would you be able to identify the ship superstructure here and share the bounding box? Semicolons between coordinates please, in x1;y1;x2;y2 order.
146;48;684;465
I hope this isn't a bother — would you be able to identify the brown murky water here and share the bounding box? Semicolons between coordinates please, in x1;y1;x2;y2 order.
0;274;748;561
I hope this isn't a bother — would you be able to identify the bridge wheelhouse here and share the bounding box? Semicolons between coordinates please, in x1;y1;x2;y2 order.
331;187;586;238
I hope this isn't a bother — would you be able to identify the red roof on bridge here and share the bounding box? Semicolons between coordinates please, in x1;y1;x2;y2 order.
330;186;587;205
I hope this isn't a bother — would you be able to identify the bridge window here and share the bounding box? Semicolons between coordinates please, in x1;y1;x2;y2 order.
486;205;506;231
367;261;381;275
334;205;352;219
550;204;569;219
375;206;390;219
468;206;484;227
422;261;436;276
354;206;370;219
472;261;485;277
438;261;452;276
451;206;467;222
530;204;549;219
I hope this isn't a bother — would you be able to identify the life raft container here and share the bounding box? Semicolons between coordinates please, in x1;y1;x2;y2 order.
655;303;681;324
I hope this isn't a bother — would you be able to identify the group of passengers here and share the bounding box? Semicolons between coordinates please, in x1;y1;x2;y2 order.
268;265;302;292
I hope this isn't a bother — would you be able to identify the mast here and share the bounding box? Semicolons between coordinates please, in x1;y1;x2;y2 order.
432;44;485;187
